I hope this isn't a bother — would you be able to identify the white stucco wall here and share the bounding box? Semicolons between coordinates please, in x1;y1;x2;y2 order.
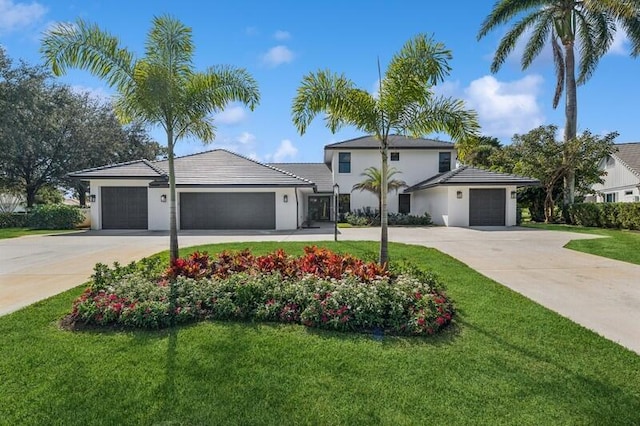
88;179;154;230
148;187;169;230
331;148;456;214
413;186;449;226
411;185;518;227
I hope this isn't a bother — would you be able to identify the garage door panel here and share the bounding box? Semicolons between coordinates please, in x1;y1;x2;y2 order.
180;192;275;229
101;187;148;229
469;189;505;226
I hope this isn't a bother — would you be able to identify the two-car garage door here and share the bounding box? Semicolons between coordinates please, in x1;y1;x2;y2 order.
469;189;505;226
180;192;276;230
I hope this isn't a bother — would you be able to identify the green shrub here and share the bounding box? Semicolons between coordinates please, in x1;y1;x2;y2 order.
344;210;432;227
569;202;640;230
69;248;455;335
0;212;28;228
27;204;84;229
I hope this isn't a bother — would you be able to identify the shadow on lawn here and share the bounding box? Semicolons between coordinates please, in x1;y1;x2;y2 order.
457;318;640;421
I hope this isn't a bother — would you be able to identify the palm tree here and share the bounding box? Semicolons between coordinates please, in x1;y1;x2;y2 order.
478;0;640;216
41;15;260;262
292;34;479;265
352;166;408;214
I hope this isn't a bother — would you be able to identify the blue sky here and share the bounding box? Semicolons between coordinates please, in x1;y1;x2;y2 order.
1;0;639;162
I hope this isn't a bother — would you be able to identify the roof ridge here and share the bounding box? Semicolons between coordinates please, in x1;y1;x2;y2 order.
219;149;316;186
69;159;162;176
611;152;640;178
142;159;168;177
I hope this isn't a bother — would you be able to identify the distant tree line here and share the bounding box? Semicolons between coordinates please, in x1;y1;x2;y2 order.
0;47;165;208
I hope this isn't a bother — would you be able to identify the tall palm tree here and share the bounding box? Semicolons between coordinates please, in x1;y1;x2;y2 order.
41;16;260;262
292;34;479;265
352;166;408;214
478;0;640;216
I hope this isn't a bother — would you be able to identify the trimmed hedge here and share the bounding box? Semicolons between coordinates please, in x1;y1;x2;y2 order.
344;210;432;227
569;202;640;230
27;204;84;229
0;212;29;229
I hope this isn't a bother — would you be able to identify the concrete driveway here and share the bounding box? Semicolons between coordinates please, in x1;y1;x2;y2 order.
1;226;639;354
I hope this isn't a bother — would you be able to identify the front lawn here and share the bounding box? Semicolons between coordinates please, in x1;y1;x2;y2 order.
0;227;76;239
1;241;639;424
523;223;640;265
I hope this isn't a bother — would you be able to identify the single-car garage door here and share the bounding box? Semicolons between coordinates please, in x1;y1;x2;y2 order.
101;187;148;229
180;192;276;230
469;189;505;226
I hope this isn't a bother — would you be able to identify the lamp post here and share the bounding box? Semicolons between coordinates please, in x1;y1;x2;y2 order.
333;183;340;242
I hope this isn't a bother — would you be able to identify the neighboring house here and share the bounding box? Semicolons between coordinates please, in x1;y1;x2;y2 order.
592;143;640;203
70;135;538;231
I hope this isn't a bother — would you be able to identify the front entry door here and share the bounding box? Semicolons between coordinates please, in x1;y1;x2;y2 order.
308;196;331;221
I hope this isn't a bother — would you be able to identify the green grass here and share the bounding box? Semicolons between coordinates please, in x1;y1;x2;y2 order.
523;223;640;265
1;241;639;425
0;227;76;239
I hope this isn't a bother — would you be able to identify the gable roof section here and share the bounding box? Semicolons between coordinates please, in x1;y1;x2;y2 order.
611;143;640;178
324;135;455;150
68;159;166;179
151;150;315;187
405;166;539;192
268;163;333;192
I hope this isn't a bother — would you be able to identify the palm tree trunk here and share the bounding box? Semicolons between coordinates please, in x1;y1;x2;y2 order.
379;143;389;266
563;41;577;222
167;129;179;262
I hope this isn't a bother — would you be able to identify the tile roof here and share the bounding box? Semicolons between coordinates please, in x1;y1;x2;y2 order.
68;159;166;179
324;134;455;150
152;150;315;187
268;163;333;192
70;150;317;188
405;166;539;192
612;143;640;177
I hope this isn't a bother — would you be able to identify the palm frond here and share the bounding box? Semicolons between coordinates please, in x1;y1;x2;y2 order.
522;9;554;69
145;15;194;79
398;96;480;143
478;0;549;39
551;33;565;109
41;19;135;90
491;12;543;73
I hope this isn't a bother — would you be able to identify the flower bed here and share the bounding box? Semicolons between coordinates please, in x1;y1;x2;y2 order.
68;246;455;335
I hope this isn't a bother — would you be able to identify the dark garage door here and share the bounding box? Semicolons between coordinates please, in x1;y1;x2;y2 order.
469;189;505;226
101;187;148;229
180;192;276;230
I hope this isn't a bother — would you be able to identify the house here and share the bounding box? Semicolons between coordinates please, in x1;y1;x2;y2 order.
70;135;538;231
592;143;640;203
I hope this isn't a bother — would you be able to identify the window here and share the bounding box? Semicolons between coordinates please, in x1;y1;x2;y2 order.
605;193;617;203
399;194;411;214
625;190;633;196
605;156;615;168
439;152;451;173
338;194;351;214
338;152;351;173
390;152;400;161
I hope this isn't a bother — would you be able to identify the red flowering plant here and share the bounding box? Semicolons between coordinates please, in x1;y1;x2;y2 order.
68;246;455;335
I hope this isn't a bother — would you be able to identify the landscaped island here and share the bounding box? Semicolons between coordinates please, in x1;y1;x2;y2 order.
66;246;455;336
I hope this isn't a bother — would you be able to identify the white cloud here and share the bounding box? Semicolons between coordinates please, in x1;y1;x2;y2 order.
71;85;112;103
0;0;46;34
273;30;291;41
463;74;545;138
215;105;247;125
237;131;255;144
608;28;628;55
266;139;298;162
262;45;294;67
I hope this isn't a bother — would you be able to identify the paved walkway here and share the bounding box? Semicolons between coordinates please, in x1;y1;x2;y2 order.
1;226;639;354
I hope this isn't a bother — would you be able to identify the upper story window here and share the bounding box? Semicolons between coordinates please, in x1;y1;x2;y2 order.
439;152;451;173
338;152;351;173
390;152;400;161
